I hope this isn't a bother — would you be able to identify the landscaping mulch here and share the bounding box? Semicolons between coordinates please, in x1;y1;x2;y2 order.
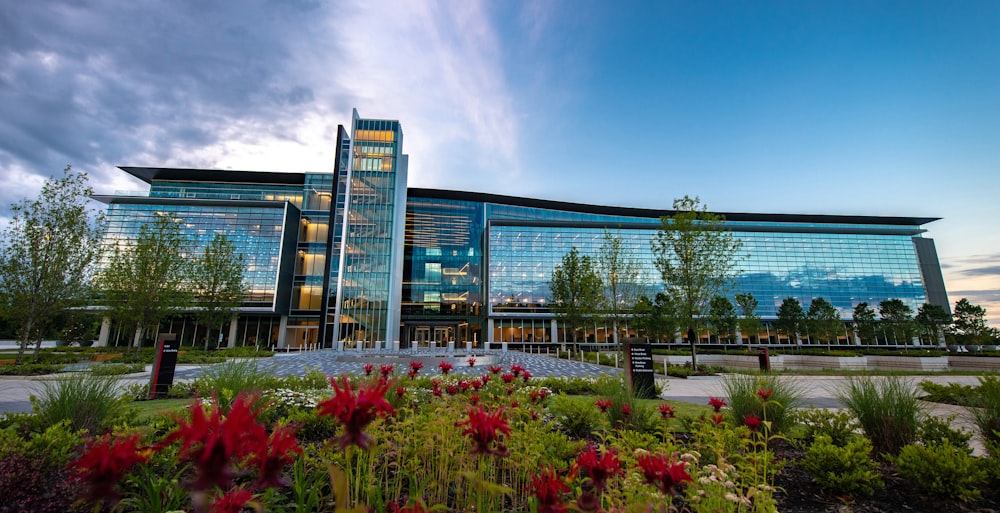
773;442;1000;513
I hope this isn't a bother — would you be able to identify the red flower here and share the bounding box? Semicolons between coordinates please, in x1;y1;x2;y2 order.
396;386;406;398
510;400;519;408
390;499;431;513
510;363;526;377
457;406;511;457
636;453;693;496
526;467;570;513
489;364;504;374
530;389;550;403
446;384;459;395
522;370;533;382
362;363;374;376
379;364;395;378
757;389;773;401
469;393;480;406
468;357;477;367
708;396;727;412
530;409;540;421
471;378;483;391
407;369;418;379
575;445;623;492
711;413;725;425
210;487;253;513
458;379;471;391
316;376;396;450
159;393;267;491
595;398;612;413
439;361;454;375
744;414;762;432
658;403;676;420
501;373;516;384
72;432;149;502
481;373;492;383
409;360;424;373
621;405;632;419
250;423;302;489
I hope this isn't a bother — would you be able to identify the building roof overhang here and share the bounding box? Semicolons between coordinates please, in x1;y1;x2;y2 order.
119;166;307;186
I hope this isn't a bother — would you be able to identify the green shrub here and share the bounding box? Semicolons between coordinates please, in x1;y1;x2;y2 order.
192;359;270;410
593;375;658;433
32;374;130;433
801;434;883;496
535;376;602;395
722;374;805;434
918;380;976;405
917;413;972;453
794;408;858;447
967;375;1000;450
894;440;988;502
837;376;920;456
549;394;604;439
90;363;145;376
666;364;694;378
215;346;276;358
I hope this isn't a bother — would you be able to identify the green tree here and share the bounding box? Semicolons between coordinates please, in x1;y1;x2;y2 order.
596;229;643;346
775;297;805;345
735;292;762;344
632;293;679;343
191;234;246;350
0;167;104;364
915;303;952;346
806;297;842;346
651;195;742;368
707;295;737;343
549;247;602;344
878;299;915;345
949;298;989;345
852;302;877;344
97;214;190;354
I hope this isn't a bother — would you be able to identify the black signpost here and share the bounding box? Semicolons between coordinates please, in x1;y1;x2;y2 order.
625;341;657;399
149;334;179;399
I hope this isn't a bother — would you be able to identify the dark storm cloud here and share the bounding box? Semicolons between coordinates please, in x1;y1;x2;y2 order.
0;0;345;209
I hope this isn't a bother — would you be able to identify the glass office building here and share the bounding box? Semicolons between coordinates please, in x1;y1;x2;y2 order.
93;111;948;349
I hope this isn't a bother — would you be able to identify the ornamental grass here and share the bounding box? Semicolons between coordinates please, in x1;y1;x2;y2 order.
836;375;921;457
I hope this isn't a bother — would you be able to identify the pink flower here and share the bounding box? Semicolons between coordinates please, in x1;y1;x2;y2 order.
595;398;612;413
72;433;149;502
575;445;623;492
457;406;511;457
439;361;454;375
658;403;676;420
315;376;396;450
636;453;693;496
526;467;570;513
708;396;727;412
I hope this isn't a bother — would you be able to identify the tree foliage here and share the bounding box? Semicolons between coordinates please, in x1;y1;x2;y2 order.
596;230;643;346
707;295;737;343
878;299;915;344
949;298;989;345
632;293;679;343
735;292;761;344
191;233;246;350
807;297;842;345
915;303;952;346
97;214;190;353
776;297;805;344
651;195;742;367
852;302;877;344
0;167;104;363
549;247;602;343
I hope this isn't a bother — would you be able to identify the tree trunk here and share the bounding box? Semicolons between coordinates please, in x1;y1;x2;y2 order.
31;332;44;362
687;325;698;370
14;318;33;365
133;325;144;357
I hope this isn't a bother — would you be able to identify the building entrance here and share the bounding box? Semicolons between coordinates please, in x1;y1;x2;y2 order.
405;323;455;347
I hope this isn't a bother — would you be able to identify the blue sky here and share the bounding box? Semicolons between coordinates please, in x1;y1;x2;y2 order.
1;1;998;322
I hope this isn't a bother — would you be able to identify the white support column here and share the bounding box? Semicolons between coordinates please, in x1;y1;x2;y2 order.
277;315;288;349
97;316;111;347
227;318;239;348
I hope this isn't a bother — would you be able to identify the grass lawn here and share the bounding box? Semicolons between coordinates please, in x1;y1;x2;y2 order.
556;392;711;418
129;397;191;421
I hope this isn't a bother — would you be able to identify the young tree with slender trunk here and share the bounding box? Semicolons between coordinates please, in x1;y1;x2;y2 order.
806;297;842;346
878;298;915;345
549;247;602;344
97;214;190;355
191;234;246;350
852;302;877;344
707;295;737;343
632;293;679;343
0;167;104;364
597;229;643;347
776;297;805;346
651;196;742;368
915;303;951;346
949;298;989;346
735;292;761;344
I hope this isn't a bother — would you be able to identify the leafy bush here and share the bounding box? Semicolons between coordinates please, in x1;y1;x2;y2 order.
837;376;920;456
801;434;883;496
594;375;658;433
917;413;972;453
0;363;61;375
0;421;87;513
665;364;694;378
794;408;858;447
549;394;604;439
894;440;988;502
535;376;602;395
32;374;130;433
215;346;276;358
918;380;976;405
722;374;805;434
192;359;270;410
90;363;145;376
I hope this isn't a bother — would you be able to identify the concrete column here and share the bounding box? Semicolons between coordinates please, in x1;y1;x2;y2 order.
487;318;495;343
97;316;111;347
551;319;559;346
227;318;239;348
466;341;473;352
276;316;288;349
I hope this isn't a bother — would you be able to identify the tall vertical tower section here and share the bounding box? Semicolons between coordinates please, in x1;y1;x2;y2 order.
331;109;408;347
